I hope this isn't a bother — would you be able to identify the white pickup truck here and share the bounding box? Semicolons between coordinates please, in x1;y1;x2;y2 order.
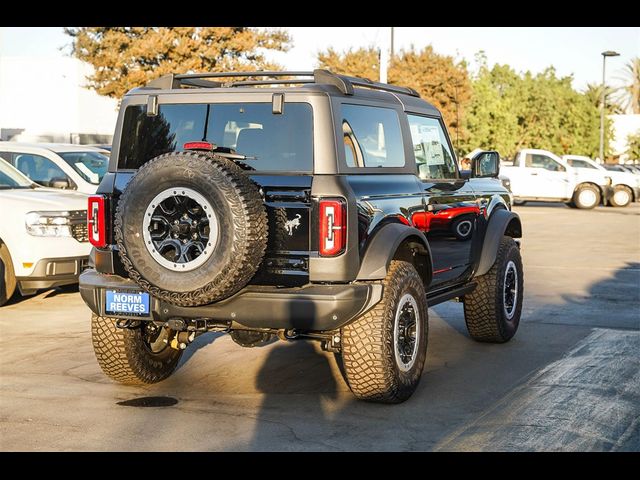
563;155;640;208
500;148;613;209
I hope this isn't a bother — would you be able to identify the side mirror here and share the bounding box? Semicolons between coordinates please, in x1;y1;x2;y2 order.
471;151;500;178
51;178;70;189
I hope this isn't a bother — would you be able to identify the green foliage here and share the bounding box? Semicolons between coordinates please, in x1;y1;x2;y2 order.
613;57;640;114
317;46;471;139
627;131;640;160
462;64;605;159
65;27;291;99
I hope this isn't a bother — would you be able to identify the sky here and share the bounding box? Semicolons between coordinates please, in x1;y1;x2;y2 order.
1;27;639;91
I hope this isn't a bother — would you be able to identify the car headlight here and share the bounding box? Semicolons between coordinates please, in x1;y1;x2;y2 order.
25;211;74;237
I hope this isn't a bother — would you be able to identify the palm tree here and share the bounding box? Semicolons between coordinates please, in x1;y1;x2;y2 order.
613;57;640;114
584;83;624;114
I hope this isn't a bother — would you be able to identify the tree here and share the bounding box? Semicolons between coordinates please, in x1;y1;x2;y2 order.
316;46;471;140
584;83;624;114
462;64;605;159
613;57;640;114
317;47;379;82
627;130;640;161
65;27;291;99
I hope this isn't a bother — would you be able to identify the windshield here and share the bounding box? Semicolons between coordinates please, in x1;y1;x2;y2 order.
0;159;34;189
118;102;313;172
58;151;109;184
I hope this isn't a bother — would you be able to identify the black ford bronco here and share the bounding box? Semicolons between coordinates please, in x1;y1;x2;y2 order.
81;70;523;403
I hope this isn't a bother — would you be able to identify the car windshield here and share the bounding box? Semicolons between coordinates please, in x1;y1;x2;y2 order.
58;151;109;184
0;159;34;189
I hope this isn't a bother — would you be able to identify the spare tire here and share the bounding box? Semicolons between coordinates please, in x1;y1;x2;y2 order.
115;151;268;307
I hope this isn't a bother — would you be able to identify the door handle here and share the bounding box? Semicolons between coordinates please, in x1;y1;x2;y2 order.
531;172;538;175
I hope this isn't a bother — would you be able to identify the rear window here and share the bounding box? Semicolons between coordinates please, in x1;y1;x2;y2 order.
118;102;313;172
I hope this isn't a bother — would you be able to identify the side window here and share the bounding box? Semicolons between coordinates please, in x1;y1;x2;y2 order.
525;154;565;172
13;153;70;188
407;115;457;180
341;104;405;168
0;151;11;162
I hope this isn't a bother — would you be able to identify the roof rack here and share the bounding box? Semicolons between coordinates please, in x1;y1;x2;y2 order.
144;69;420;98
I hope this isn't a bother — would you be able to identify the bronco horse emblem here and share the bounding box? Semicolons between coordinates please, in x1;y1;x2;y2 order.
284;214;302;236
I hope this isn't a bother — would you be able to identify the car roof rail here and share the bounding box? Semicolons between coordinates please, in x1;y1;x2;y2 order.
143;70;420;98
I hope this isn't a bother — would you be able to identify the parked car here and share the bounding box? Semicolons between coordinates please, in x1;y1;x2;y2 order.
603;163;640;176
0;160;91;306
500;148;613;209
0;143;109;194
80;70;523;404
563;155;640;207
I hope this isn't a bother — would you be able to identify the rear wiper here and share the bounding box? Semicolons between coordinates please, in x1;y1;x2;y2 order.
213;146;257;161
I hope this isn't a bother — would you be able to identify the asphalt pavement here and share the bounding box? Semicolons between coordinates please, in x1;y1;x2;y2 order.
1;202;638;451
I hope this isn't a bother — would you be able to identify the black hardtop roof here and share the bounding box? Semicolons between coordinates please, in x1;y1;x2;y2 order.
127;69;441;116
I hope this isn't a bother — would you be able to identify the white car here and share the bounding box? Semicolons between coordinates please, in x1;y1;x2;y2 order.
500;148;613;209
563;155;640;208
0;142;109;194
0;160;91;306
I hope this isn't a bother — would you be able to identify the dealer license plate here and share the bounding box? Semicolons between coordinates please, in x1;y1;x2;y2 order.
105;290;150;317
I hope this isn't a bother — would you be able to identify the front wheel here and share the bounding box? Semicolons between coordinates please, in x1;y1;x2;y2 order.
341;261;428;403
463;236;523;343
91;314;183;385
0;243;16;307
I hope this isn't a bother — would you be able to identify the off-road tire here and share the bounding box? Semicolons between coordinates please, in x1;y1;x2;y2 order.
463;236;523;343
0;243;16;307
571;184;601;210
609;185;632;208
115;151;268;307
341;261;428;404
91;314;182;385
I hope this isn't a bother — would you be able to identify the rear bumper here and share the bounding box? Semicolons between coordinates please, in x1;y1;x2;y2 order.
17;256;89;295
79;269;383;331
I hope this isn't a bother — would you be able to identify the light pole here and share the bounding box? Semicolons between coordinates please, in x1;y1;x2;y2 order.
599;50;620;163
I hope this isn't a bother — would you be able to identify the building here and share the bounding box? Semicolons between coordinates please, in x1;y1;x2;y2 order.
610;114;640;163
0;56;118;144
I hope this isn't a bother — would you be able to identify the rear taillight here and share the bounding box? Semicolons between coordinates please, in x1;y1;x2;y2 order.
88;195;107;248
319;198;346;257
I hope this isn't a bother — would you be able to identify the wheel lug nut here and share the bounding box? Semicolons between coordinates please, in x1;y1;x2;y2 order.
173;220;179;225
182;239;188;244
192;233;198;240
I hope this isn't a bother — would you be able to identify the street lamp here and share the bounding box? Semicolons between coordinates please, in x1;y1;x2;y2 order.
599;50;620;163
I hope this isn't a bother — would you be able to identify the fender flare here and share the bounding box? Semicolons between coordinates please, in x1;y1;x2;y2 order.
356;223;433;283
476;209;522;276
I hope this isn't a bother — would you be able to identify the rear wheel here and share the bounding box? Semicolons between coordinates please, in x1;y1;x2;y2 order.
91;314;183;385
0;243;16;307
572;184;600;209
609;185;632;207
341;261;428;403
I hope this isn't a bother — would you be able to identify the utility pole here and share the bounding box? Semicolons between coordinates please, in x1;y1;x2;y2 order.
390;27;395;59
599;50;620;163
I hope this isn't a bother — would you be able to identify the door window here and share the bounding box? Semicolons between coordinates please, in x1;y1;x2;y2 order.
525;153;566;172
407;115;457;180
